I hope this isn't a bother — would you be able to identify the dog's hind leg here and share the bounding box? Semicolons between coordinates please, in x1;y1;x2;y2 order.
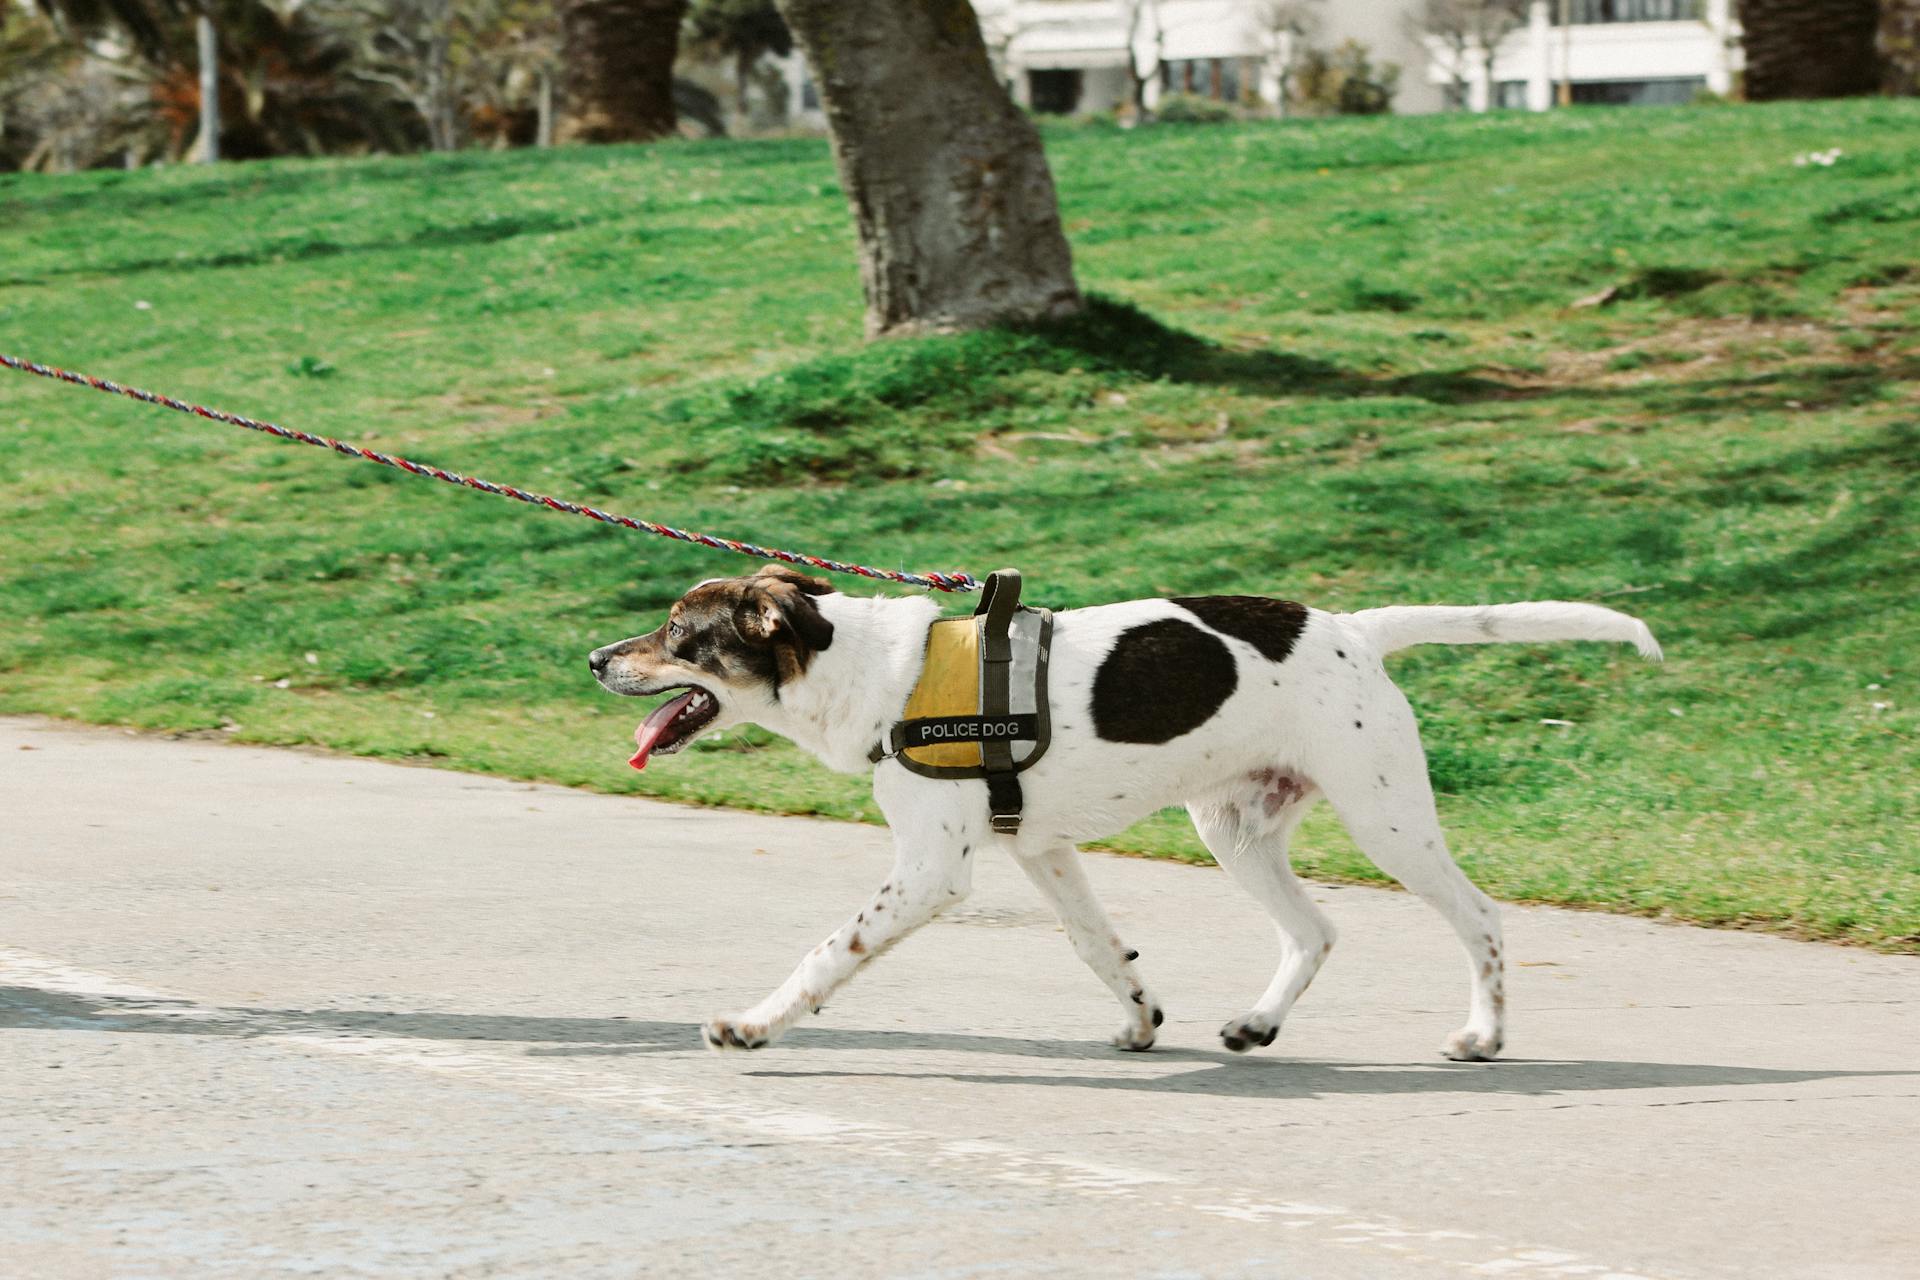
1014;844;1163;1051
1313;682;1506;1061
703;823;973;1053
1189;788;1334;1053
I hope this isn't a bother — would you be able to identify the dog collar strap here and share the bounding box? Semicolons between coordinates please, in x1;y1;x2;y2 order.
868;569;1052;834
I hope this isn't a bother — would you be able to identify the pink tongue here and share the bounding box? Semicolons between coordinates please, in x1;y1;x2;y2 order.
628;690;697;771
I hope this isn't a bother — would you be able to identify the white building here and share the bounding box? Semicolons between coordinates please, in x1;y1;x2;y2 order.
936;0;1742;118
1426;0;1741;112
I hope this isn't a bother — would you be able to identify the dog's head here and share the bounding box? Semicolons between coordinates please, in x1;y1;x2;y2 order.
588;564;836;769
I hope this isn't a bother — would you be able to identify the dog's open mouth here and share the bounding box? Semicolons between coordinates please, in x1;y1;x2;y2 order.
628;686;721;770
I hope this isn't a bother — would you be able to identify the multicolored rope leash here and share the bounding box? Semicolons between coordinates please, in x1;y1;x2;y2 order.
0;352;980;594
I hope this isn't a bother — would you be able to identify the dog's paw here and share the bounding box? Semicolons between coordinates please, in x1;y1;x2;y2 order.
1112;1003;1163;1053
1441;1027;1503;1062
702;1018;770;1052
1219;1014;1280;1054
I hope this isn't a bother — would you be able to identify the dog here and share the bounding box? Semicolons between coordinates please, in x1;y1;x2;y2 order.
589;565;1661;1060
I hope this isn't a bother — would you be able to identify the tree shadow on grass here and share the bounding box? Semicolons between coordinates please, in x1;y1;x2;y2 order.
697;295;1914;426
5;986;1910;1102
1026;295;1531;405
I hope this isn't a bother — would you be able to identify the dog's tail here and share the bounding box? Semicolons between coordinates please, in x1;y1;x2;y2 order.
1345;602;1663;661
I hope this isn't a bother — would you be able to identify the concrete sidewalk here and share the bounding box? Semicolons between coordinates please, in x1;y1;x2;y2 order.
2;714;1915;1279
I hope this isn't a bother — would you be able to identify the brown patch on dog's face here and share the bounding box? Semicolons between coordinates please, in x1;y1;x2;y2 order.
588;564;836;717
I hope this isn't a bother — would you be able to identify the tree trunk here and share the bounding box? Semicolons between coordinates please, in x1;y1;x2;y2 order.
426;12;457;151
536;67;556;146
1740;0;1882;99
1883;0;1920;96
557;0;688;142
196;14;220;163
774;0;1082;337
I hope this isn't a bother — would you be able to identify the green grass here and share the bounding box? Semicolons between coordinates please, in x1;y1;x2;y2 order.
2;101;1916;949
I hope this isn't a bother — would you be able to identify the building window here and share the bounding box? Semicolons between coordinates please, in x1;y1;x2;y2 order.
1568;0;1701;22
1494;80;1529;109
1569;77;1707;105
1029;68;1083;114
1161;58;1242;101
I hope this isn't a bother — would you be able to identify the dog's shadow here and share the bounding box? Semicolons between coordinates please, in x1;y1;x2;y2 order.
4;986;1905;1102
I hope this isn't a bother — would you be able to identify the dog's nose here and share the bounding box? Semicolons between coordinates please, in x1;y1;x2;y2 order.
588;648;610;676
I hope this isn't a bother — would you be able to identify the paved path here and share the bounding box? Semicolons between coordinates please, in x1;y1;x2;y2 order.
2;715;1915;1279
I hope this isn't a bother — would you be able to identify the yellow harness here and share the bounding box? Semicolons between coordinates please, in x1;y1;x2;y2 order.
870;570;1053;832
899;619;990;769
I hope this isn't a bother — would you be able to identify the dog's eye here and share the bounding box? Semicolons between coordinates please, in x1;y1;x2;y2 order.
668;620;688;642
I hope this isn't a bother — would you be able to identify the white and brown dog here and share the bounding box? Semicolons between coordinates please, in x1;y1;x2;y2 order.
589;565;1661;1060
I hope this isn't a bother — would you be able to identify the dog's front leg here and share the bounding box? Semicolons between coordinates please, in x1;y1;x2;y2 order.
703;830;972;1052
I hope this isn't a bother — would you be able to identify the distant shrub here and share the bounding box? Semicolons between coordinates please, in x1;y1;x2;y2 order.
1293;40;1401;116
1154;94;1236;125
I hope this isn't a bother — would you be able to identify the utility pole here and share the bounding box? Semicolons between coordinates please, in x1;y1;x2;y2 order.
196;13;220;163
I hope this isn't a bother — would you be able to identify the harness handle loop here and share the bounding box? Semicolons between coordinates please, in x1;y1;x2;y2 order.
976;569;1025;834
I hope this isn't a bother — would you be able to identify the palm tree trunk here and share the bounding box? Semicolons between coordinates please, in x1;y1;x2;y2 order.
774;0;1082;337
1740;0;1883;99
557;0;687;142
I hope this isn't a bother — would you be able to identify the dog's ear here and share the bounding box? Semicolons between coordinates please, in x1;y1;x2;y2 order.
753;563;835;597
739;578;835;652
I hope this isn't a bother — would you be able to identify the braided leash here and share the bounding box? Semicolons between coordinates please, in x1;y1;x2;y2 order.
0;352;980;593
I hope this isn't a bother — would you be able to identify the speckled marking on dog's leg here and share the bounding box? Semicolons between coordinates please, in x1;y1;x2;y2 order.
704;836;973;1054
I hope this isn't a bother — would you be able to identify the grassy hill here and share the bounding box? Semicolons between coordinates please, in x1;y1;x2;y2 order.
2;101;1915;948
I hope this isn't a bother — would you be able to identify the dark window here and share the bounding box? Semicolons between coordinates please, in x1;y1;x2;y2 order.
1028;68;1083;114
1569;77;1706;105
1162;58;1240;101
1568;0;1701;22
1219;58;1242;102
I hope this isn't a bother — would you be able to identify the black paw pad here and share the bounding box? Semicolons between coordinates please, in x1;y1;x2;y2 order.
1259;1025;1278;1047
1222;1032;1249;1053
706;1024;767;1050
1123;949;1140;962
1151;1007;1165;1028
